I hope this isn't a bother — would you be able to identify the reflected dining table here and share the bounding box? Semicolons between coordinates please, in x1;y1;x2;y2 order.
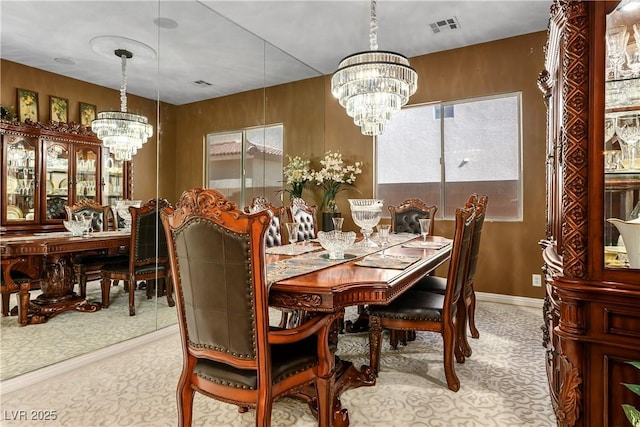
266;233;452;427
0;230;130;325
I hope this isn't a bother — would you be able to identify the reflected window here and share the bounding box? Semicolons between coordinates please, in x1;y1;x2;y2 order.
376;93;522;220
205;125;283;207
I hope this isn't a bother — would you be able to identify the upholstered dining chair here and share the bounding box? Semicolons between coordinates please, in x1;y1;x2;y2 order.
246;196;301;328
413;194;488;357
161;188;339;427
388;198;438;235
1;257;32;326
286;197;318;241
99;198;175;316
368;203;475;392
245;196;284;248
65;199;128;299
376;198;438;344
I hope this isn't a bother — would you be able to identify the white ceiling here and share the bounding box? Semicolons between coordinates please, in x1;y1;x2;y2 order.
1;1;552;106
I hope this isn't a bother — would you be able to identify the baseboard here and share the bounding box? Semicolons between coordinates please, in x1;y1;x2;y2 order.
0;324;179;396
476;291;544;309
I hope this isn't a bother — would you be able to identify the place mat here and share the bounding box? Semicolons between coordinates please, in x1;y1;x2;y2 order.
354;254;420;270
265;244;321;255
402;240;451;249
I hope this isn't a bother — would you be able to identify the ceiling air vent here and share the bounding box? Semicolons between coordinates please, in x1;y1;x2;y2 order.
429;17;460;34
192;80;212;87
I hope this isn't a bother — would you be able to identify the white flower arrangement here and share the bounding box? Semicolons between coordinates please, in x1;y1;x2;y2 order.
312;151;363;212
281;154;313;198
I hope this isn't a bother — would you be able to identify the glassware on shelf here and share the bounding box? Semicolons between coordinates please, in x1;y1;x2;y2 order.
606;25;629;79
625;43;640;77
348;199;383;247
605;117;616;146
616;114;640;170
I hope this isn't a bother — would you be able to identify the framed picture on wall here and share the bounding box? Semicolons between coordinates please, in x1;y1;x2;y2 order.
17;88;39;122
50;96;68;123
79;102;96;126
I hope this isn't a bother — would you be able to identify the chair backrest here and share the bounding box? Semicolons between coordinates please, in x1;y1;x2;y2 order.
442;205;475;319
65;199;111;231
388;198;438;234
464;194;488;283
161;188;271;369
129;199;172;268
245;196;284;247
286;197;318;241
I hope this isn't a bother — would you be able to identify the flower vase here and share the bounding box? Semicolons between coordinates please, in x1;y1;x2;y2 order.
322;212;341;232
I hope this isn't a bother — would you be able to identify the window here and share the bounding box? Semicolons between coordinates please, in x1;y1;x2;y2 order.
205;124;283;207
376;93;522;220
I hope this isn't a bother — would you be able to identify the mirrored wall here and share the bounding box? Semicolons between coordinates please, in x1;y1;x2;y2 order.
1;0;321;381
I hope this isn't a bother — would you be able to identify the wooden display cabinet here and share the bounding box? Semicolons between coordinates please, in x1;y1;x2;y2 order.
1;120;130;233
539;1;640;426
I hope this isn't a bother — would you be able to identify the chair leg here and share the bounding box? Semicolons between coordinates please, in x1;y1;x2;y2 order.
100;277;111;308
458;297;472;358
442;320;461;392
278;310;289;328
389;330;399;349
368;316;383;374
469;285;479;339
129;279;136;316
79;270;87;299
17;283;30;326
255;391;273;427
1;293;9;316
176;376;195;427
165;276;175;307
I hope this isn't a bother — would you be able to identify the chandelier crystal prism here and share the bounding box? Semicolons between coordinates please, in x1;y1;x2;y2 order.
91;49;153;161
331;0;417;136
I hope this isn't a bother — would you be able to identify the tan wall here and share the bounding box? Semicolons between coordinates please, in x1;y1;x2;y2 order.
1;30;548;299
174;78;326;204
0;59;168;203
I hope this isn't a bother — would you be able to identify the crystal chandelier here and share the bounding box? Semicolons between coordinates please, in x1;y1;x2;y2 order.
331;0;418;136
91;49;153;161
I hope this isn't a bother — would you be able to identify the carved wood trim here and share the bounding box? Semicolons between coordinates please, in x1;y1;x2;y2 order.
556;354;582;427
561;0;589;279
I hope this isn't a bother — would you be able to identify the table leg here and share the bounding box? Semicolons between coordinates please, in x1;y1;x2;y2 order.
27;254;100;324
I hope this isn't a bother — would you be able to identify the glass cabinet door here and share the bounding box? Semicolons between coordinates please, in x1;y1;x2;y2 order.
43;140;70;221
74;145;99;203
604;5;640;270
102;151;125;207
4;135;37;223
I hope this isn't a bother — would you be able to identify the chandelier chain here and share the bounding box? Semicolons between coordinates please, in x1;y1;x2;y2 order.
369;0;378;51
120;54;128;113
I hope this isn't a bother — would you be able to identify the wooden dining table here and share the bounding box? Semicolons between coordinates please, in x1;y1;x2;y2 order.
266;233;452;427
0;230;130;325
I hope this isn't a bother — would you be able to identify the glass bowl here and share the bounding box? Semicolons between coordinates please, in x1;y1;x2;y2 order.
317;230;356;259
63;220;86;236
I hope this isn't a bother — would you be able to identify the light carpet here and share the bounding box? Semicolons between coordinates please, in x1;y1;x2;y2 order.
1;283;177;380
0;301;556;426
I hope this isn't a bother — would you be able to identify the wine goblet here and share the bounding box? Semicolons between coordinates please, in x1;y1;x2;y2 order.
606;25;629;79
616;114;640;170
376;224;390;257
418;218;431;244
285;222;300;255
348;199;383;247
